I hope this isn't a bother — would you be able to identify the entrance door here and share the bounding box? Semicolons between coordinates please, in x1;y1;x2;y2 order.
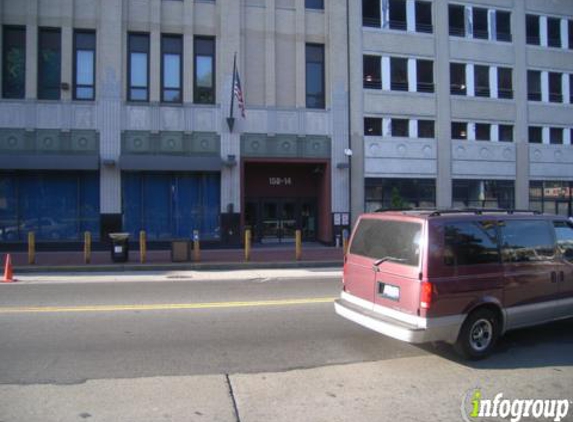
261;200;298;243
556;201;570;217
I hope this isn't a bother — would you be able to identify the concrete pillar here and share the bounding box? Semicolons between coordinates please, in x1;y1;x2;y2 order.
382;56;391;90
295;0;306;108
407;58;416;92
149;0;161;103
491;124;499;142
409;119;417;139
183;0;194;103
61;0;73;102
25;0;38;100
406;0;415;32
564;128;572;146
488;9;495;41
466;64;475;96
562;73;569;105
383;118;392;137
561;19;568;50
540;16;548;47
467;123;476;141
490;66;498;99
541;71;549;102
265;0;276;107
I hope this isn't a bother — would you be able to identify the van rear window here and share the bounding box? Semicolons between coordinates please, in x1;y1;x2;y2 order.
349;219;422;266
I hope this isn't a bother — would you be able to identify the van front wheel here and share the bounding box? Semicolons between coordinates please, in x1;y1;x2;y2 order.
455;308;500;360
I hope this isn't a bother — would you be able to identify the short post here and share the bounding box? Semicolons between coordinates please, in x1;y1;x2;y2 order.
28;231;35;265
244;229;251;261
342;229;350;256
192;230;200;262
295;230;302;261
139;230;147;263
84;231;91;264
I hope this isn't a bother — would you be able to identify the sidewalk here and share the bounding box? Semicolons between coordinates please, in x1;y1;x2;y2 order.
2;244;344;274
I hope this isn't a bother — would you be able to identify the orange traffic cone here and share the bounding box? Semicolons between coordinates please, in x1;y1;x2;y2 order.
3;254;15;283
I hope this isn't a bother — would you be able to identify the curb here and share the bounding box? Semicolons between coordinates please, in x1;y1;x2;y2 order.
12;260;343;275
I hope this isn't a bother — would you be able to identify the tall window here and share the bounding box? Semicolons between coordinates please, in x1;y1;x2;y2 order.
498;125;513;142
389;0;407;30
418;120;434;138
128;33;149;101
449;4;465;37
390;57;408;91
526;14;540;45
496;11;511;42
194;36;215;104
38;28;61;100
391;119;409;137
305;0;323;9
497;67;513;99
364;117;382;136
306;43;325;109
549;72;562;103
547;17;561;48
453;180;514;209
450;63;466;95
569;20;573;50
527;70;541;101
475;123;490;141
472;8;488;40
363;55;381;89
73;30;95;100
452;122;467;140
474;65;490;97
416;59;434;93
570;75;573;103
415;1;432;33
2;26;26;99
363;0;381;28
161;34;182;103
528;126;542;144
550;128;563;145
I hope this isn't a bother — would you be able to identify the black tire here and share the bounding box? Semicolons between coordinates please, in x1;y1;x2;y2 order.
455;308;500;360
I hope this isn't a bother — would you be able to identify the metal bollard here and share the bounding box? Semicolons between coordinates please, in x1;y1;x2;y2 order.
295;230;302;261
28;232;35;265
245;229;251;262
192;230;200;262
139;230;147;263
84;231;91;264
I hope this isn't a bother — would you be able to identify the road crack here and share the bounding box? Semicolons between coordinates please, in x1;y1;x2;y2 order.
225;374;242;422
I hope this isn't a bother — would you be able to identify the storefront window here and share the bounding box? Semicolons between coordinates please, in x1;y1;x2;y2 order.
452;180;514;209
530;181;572;216
365;178;436;212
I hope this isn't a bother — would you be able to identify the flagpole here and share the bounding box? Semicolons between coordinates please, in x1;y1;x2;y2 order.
226;52;237;133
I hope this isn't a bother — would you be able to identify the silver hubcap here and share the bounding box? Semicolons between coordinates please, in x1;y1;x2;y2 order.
469;318;493;352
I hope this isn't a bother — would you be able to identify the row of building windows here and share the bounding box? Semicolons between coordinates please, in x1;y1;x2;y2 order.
448;4;511;41
364;117;434;138
363;56;434;92
529;127;573;145
451;122;513;142
526;14;573;49
1;26;326;109
450;63;513;99
363;0;433;33
527;71;573;104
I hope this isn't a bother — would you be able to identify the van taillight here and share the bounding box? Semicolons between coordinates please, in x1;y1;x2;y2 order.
420;282;432;310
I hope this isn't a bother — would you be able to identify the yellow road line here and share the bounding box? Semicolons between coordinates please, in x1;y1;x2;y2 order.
0;297;337;314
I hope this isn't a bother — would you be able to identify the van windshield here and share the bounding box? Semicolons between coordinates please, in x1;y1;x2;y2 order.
349;218;422;267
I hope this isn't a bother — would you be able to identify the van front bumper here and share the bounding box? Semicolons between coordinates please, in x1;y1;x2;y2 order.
334;293;462;344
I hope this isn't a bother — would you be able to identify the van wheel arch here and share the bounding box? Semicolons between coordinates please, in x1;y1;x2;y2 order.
455;305;503;360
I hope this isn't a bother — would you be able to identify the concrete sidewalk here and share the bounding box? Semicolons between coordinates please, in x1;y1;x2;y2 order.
2;244;343;274
1;353;571;422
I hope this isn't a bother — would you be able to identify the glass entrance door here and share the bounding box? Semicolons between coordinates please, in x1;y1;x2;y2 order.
260;200;298;243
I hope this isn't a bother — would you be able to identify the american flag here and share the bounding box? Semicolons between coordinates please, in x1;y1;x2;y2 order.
234;67;246;118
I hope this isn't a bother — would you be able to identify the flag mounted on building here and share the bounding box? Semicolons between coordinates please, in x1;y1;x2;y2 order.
227;53;245;133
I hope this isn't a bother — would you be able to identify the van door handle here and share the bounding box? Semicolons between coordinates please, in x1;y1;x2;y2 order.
551;272;558;283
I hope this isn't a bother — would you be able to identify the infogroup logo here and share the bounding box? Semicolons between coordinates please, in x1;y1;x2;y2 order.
461;389;571;422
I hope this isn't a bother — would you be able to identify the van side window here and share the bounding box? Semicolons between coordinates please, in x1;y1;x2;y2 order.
349;219;422;266
443;221;499;266
554;221;573;263
500;220;555;263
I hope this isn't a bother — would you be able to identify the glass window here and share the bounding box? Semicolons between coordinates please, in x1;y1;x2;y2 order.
194;36;215;104
497;67;513;99
496;11;511;42
418;120;434;138
161;34;182;103
547;17;561;48
73;30;95;100
416;59;434;93
2;26;26;99
452;122;467;140
550;128;563;145
415;1;432;33
306;44;325;109
500;220;555;263
554;221;573;262
450;63;466;95
570;75;573;103
391;119;408;137
472;8;488;40
449;4;465;37
474;65;490;97
350;218;422;266
533;181;572;215
527;70;541;101
526;14;540;45
549;72;562;103
364;117;382;136
569;20;573;50
528;126;543;144
389;0;407;30
363;55;381;89
453;179;515;209
363;0;381;28
444;221;500;266
38;28;61;100
365;178;436;212
305;0;323;9
390;57;408;91
498;125;513;142
128;33;149;101
475;123;490;141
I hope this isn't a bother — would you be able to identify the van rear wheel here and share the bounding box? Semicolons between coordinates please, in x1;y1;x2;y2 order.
455;308;499;360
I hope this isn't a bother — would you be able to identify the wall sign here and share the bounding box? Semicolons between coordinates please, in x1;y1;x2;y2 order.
269;177;292;186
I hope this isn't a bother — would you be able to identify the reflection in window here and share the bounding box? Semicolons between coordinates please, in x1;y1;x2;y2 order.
554;221;573;262
162;34;182;103
365;178;436;212
306;44;325;109
128;33;149;101
500;220;554;262
453;179;515;209
444;221;500;266
194;36;215;104
74;30;95;100
2;26;26;99
38;28;61;100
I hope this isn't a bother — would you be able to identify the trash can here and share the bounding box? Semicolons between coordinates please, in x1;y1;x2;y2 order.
109;232;130;263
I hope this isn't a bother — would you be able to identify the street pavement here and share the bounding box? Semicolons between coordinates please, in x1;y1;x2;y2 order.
0;270;572;421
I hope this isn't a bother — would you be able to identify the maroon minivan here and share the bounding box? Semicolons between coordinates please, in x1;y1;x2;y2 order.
334;210;573;359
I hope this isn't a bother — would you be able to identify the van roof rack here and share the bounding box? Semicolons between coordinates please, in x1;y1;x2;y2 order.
427;209;542;217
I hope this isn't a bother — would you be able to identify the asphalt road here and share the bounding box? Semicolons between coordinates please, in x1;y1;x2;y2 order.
0;276;425;385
